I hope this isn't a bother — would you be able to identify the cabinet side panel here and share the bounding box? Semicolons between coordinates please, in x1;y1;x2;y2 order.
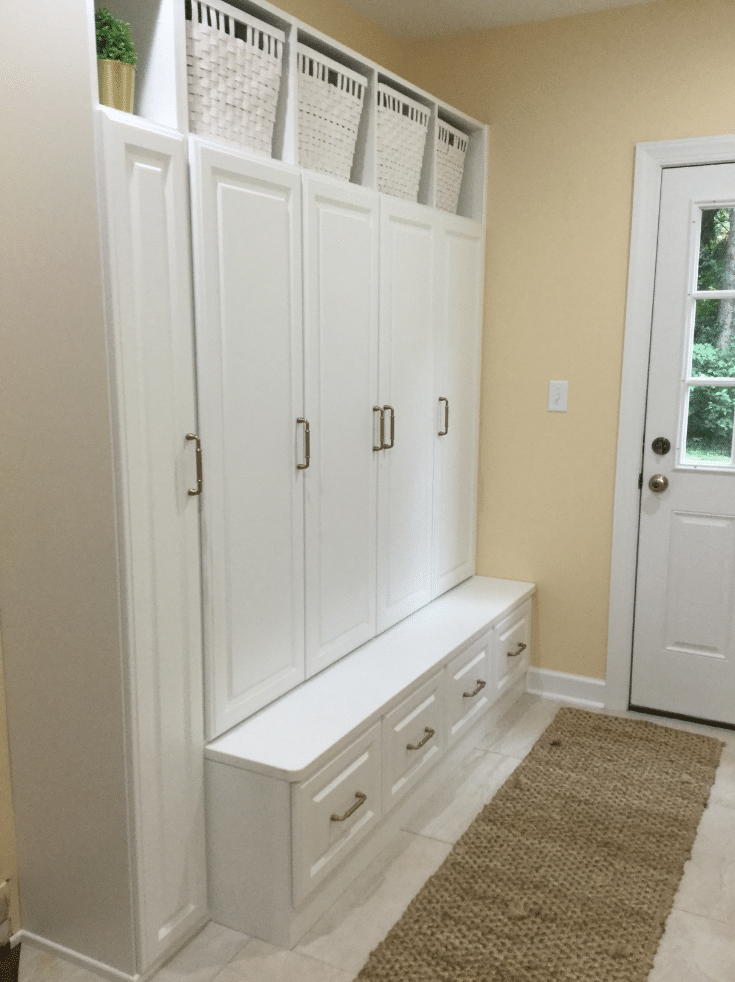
100;114;207;970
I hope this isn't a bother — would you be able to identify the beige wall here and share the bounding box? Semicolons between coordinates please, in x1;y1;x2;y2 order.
0;643;20;935
275;0;405;73
401;0;735;679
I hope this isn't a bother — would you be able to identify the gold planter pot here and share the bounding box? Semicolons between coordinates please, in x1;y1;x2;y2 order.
97;59;135;113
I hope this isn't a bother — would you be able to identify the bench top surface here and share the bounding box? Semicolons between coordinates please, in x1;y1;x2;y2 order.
205;575;535;780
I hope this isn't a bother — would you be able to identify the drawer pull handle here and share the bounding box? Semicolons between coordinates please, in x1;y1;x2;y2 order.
508;642;527;658
373;406;384;451
330;791;367;822
407;727;435;751
297;418;310;470
463;679;486;698
186;433;203;496
438;397;449;436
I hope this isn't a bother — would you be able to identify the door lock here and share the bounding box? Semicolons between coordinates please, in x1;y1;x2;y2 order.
652;437;671;455
648;474;669;493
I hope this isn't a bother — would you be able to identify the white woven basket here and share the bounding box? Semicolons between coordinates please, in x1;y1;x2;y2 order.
186;0;284;156
436;120;468;214
376;83;430;201
297;45;366;180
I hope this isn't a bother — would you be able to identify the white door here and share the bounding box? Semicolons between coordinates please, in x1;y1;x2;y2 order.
190;142;305;738
98;112;206;969
377;198;436;632
303;176;379;676
631;162;735;725
432;214;484;597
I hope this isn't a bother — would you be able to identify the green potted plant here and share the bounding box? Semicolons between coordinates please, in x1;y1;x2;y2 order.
96;7;137;113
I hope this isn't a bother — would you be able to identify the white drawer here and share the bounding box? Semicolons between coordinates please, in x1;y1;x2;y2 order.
495;600;531;697
292;722;381;906
382;670;444;810
444;631;493;747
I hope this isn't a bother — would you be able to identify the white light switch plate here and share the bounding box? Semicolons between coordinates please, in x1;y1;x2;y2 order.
548;381;568;412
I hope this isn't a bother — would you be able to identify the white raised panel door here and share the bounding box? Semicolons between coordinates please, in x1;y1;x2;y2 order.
303;177;379;676
432;215;484;597
190;141;305;738
98;110;206;971
377;199;436;632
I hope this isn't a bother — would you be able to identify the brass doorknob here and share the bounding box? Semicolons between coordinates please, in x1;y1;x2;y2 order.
649;474;669;493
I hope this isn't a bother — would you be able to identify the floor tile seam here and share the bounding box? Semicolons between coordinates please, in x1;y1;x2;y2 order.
669;902;735;933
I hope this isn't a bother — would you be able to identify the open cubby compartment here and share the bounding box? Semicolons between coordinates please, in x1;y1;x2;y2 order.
375;73;435;207
294;30;374;185
436;105;487;223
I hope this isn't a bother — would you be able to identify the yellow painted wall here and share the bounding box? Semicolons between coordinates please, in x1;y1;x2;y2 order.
401;0;735;680
275;0;405;73
0;643;20;935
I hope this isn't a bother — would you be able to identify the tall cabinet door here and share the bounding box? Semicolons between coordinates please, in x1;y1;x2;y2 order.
98;110;206;971
432;215;485;597
190;142;305;738
377;198;437;632
303;177;379;676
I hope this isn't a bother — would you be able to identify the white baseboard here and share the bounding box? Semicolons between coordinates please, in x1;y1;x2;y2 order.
18;931;140;982
526;667;606;709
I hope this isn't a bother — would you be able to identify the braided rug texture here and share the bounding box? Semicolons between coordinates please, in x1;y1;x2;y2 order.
355;707;724;982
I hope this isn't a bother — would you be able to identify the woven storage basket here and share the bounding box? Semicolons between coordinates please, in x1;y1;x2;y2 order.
297;45;366;180
186;0;284;155
436;120;469;214
376;83;430;201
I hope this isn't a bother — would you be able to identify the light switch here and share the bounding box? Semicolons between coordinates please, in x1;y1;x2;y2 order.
548;381;568;412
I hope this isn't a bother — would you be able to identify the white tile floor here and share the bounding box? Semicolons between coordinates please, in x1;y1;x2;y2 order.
17;694;735;982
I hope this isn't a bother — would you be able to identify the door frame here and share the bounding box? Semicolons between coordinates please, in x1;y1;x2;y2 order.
606;134;735;710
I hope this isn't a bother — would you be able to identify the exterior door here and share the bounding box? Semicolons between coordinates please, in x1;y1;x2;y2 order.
303;176;379;676
190;142;305;738
631;162;735;725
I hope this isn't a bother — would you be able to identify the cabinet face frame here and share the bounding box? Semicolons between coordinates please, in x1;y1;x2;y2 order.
98;109;207;970
189;140;306;739
302;176;380;677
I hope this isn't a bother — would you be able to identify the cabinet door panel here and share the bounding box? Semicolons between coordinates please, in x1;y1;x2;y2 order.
191;143;305;738
377;200;436;632
432;217;484;596
99;112;205;971
304;179;379;676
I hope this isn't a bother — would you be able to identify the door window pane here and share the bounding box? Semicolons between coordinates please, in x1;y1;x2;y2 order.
691;299;735;377
683;385;735;465
698;208;735;291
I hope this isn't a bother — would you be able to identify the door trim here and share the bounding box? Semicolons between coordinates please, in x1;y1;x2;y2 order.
606;135;735;710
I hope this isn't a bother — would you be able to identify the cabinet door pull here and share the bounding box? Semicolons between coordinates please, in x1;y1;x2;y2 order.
382;405;395;449
330;791;366;822
463;679;486;698
508;642;527;658
186;433;203;496
373;406;384;451
406;727;435;751
297;418;310;470
438;397;449;436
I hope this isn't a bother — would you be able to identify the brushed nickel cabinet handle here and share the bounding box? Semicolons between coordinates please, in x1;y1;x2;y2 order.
463;679;486;698
186;433;203;496
382;405;395;449
297;418;310;470
508;642;527;658
407;727;435;751
330;791;367;822
373;406;384;451
438;397;449;436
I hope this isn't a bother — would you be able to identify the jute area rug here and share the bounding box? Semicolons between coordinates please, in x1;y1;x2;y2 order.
355;707;724;982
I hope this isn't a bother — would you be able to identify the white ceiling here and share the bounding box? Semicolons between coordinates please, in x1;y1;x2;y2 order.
338;0;657;39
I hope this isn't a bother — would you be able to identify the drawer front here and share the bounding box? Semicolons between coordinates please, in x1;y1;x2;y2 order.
495;601;532;696
292;722;382;905
382;670;444;810
444;631;493;747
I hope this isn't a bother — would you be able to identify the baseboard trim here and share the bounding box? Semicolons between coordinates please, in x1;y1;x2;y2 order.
526;668;606;709
18;931;140;982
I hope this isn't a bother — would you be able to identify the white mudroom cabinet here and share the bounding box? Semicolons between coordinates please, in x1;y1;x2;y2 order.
3;0;529;978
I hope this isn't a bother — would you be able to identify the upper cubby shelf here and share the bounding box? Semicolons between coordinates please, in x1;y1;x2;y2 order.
97;0;488;222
